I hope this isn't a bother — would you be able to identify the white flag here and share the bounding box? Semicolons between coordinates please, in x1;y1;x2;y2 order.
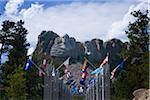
63;57;70;69
52;67;55;77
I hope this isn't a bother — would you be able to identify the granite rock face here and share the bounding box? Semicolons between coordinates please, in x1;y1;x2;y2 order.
34;31;59;55
34;31;123;67
50;34;84;60
84;39;106;63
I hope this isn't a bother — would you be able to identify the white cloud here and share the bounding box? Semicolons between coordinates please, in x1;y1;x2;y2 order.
27;47;34;55
5;0;24;15
0;0;148;53
21;2;132;42
108;1;149;41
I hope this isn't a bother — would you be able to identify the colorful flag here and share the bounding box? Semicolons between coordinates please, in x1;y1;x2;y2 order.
100;56;108;67
81;59;90;72
91;67;103;75
24;59;33;71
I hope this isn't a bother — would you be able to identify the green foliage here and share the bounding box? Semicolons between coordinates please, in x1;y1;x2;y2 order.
2;20;30;76
1;20;30;99
25;59;43;99
112;10;149;100
125;10;149;53
6;66;27;100
112;52;149;100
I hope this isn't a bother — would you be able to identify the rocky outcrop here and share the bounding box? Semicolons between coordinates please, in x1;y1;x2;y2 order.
103;39;123;68
50;34;84;60
34;31;124;68
84;39;106;63
33;31;59;56
132;89;150;100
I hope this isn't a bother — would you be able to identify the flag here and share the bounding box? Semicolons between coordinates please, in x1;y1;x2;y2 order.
71;83;78;94
79;86;84;93
63;57;70;69
63;57;72;79
100;56;108;67
24;59;33;71
66;79;74;85
42;59;47;69
81;59;90;72
110;66;119;80
110;60;125;80
80;78;86;85
87;76;95;91
39;69;43;77
91;67;103;75
52;67;56;77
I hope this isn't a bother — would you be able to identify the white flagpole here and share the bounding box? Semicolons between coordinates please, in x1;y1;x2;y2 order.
56;57;70;71
102;68;104;100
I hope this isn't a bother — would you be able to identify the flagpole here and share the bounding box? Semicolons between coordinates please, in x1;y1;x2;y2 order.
30;60;45;75
56;57;70;71
102;68;104;100
84;57;96;69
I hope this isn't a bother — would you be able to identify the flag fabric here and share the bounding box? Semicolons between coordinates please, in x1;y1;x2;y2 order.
66;79;74;85
100;56;108;67
87;76;95;91
80;78;86;85
24;59;33;71
91;67;103;75
63;57;70;69
39;69;43;77
81;59;90;72
42;59;47;69
79;86;84;93
110;60;125;80
71;83;78;94
80;72;88;85
81;59;88;71
51;67;56;77
110;66;119;80
63;57;72;79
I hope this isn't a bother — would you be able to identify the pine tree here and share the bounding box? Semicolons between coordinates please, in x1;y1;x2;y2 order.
125;10;149;54
6;66;27;100
1;20;30;99
112;10;149;100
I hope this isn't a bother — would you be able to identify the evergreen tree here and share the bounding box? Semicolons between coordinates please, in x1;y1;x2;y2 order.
2;20;30;81
6;66;27;100
112;10;149;100
1;20;30;99
125;10;149;54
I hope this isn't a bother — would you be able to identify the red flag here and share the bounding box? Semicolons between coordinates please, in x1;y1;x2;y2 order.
42;59;47;69
100;56;108;67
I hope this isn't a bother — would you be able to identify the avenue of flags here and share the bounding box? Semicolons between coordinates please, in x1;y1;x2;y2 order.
24;55;126;94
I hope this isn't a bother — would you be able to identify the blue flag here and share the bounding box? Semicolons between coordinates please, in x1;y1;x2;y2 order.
66;79;74;85
80;78;86;85
118;60;125;71
24;59;33;71
91;67;103;75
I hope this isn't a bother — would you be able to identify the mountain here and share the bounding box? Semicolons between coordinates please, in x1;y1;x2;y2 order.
33;30;124;68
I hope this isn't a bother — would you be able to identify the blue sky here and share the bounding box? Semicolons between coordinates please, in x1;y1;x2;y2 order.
0;0;148;61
